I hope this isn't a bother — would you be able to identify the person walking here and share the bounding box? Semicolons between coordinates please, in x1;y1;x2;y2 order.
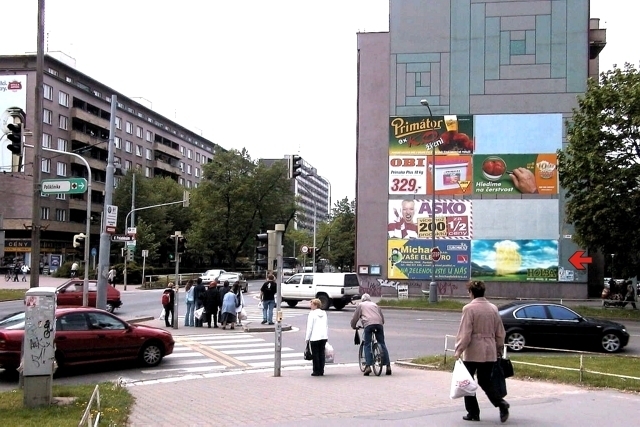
71;261;79;278
184;280;195;327
305;298;329;376
622;280;638;309
162;283;176;328
108;267;117;287
221;285;237;330
233;282;245;327
20;263;30;282
204;281;221;328
193;278;207;327
260;274;277;325
454;280;510;423
350;293;392;376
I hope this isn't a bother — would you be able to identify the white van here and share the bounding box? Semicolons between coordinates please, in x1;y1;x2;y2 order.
281;272;361;310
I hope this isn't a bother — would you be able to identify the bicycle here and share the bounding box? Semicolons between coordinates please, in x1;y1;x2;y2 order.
356;326;383;376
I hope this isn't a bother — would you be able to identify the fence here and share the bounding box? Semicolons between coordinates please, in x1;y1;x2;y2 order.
443;334;640;383
78;384;101;427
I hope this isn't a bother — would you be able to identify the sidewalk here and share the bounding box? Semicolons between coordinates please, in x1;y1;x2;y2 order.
125;363;640;427
0;274;67;290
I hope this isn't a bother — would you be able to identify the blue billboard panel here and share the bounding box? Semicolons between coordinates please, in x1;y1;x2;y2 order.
471;239;558;282
388;239;471;281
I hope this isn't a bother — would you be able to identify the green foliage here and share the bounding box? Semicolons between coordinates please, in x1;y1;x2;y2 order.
558;63;640;278
188;149;296;268
325;197;356;271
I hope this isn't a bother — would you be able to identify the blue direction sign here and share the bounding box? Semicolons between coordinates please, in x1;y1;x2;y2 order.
41;178;88;194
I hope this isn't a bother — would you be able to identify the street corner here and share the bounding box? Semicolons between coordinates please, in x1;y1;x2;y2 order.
242;322;292;333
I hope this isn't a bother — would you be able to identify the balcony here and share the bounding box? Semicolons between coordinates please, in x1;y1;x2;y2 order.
154;159;181;175
153;142;181;159
71;107;109;129
70;130;108;151
70;155;106;172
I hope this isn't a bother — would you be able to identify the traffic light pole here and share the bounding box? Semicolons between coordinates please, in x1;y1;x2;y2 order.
172;231;181;330
273;223;285;377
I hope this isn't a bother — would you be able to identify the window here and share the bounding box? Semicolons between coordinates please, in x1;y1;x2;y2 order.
57;313;88;331
43;84;53;100
42;133;51;148
55;209;66;222
56;193;66;200
47;67;58;76
65;76;72;83
136;126;143;138
548;306;580;321
135;163;142;170
58;91;69;107
93;90;101;98
179;162;184;171
41;207;50;220
187;149;192;159
86;312;126;330
179;177;184;185
43;108;52;124
114;156;121;168
114;177;120;188
194;182;199;188
302;275;314;285
41;158;50;173
145;148;152;160
145;166;151;177
195;167;200;177
124;160;132;170
186;164;192;175
515;306;548;320
115;116;122;130
56;162;67;177
186;180;192;188
196;153;201;162
58;115;68;130
146;130;153;142
135;145;143;157
180;146;185;155
125;121;133;134
57;138;67;151
114;136;122;149
125;140;133;153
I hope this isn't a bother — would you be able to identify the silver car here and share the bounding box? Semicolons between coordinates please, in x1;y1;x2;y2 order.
217;272;248;293
201;269;226;284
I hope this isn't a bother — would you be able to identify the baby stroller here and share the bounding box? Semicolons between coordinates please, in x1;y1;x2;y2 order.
602;280;625;308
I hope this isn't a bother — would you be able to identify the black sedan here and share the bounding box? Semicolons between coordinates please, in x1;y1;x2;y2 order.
499;301;630;353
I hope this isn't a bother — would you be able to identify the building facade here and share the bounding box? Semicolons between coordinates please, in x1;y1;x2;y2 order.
0;54;221;268
356;0;606;299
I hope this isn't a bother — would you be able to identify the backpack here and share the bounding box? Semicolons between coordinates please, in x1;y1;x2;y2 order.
161;292;170;305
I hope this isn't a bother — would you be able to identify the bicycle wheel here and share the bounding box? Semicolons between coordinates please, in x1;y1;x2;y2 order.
358;342;366;372
372;343;383;376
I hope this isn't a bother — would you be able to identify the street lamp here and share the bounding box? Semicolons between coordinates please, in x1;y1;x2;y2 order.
420;99;438;303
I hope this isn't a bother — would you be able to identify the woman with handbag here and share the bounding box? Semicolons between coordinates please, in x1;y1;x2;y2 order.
305;298;328;377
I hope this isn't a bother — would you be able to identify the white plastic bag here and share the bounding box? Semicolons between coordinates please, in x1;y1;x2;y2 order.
194;307;205;320
325;342;335;364
240;308;247;321
258;301;263;309
450;359;478;399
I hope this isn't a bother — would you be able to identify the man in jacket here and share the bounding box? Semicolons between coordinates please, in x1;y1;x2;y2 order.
454;280;510;423
350;293;392;376
204;281;221;328
193;278;207;327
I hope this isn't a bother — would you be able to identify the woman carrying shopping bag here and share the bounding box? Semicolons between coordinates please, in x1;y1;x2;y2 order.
305;298;328;377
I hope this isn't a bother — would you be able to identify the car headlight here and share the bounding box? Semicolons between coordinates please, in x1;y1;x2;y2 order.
622;329;627;332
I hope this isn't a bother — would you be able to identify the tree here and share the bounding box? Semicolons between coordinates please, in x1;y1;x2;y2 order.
324;197;356;272
558;63;640;278
188;149;296;268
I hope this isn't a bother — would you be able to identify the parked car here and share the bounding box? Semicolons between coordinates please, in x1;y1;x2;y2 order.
217;272;248;293
499;301;629;353
55;279;122;313
200;269;226;284
0;307;174;371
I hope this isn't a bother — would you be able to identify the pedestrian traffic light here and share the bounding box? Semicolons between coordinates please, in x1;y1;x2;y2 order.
73;233;86;255
6;123;22;155
255;233;268;268
177;236;187;253
288;155;303;179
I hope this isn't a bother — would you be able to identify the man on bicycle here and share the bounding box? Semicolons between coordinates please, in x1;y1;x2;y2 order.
350;293;392;376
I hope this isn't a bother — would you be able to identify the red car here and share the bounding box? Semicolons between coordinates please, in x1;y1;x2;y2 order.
56;279;123;313
0;307;174;371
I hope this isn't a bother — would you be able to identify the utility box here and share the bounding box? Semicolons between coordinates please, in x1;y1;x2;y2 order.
23;287;57;407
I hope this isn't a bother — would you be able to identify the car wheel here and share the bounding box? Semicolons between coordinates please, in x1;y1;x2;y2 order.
506;331;526;352
317;294;330;311
139;341;164;367
285;300;298;308
332;300;346;310
105;302;115;313
601;332;622;353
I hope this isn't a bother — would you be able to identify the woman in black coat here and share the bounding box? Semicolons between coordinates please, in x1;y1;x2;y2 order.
204;282;221;328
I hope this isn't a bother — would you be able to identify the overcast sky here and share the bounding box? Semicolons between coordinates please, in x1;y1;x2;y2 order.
2;1;636;203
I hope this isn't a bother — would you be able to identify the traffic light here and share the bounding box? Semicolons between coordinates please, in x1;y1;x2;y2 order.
177;236;187;253
73;233;86;255
255;233;268;268
6;123;22;155
288;155;303;179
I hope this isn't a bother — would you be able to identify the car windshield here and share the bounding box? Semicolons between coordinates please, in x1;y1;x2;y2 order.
0;311;26;330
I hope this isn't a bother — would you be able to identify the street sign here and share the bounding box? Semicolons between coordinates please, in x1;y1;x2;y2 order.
431;247;441;261
127;227;137;236
110;235;134;242
142;250;149;257
300;245;309;254
105;205;118;234
126;240;136;248
90;247;97;257
41;178;88;194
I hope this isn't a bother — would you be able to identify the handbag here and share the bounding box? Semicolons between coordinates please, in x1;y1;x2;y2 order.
450;359;478;399
194;307;205;320
491;361;508;398
354;329;361;345
500;347;514;378
303;342;313;361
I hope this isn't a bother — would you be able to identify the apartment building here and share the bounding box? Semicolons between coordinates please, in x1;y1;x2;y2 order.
0;54;222;266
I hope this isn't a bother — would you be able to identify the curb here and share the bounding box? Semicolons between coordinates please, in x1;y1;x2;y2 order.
243;323;292;333
127;316;154;324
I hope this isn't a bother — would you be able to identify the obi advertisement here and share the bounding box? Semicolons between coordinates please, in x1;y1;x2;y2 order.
389;115;474;156
473;154;558;195
388;239;471;280
388;199;473;240
471;240;558;282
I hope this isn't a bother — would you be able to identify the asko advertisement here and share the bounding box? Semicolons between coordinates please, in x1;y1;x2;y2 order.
388;199;473;240
0;75;27;172
388;239;471;280
471;239;558;282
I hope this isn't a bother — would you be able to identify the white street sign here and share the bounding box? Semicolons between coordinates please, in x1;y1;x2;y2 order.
105;205;118;233
301;245;309;254
127;227;137;236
